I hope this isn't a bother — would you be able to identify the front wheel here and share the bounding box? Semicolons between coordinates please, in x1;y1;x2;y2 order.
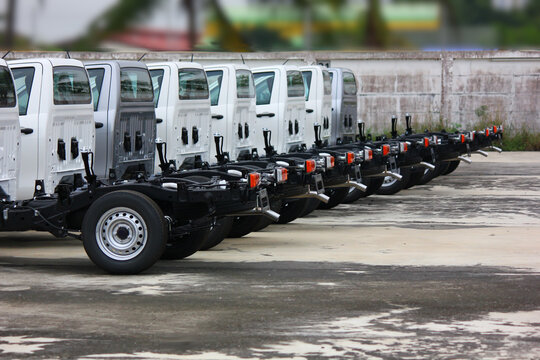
82;190;167;274
376;168;410;195
442;160;460;175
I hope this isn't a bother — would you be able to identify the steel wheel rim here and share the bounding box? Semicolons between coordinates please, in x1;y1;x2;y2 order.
95;207;148;261
381;168;400;188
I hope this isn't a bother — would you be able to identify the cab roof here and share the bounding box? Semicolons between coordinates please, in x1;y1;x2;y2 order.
84;60;148;70
251;64;302;73
147;61;204;70
204;63;251;72
8;58;85;68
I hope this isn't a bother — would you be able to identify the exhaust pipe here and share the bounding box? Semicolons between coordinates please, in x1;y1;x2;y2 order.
327;180;368;192
381;170;403;181
474;150;489;157
291;191;330;203
419;161;436;171
489;146;503;153
458;156;473;164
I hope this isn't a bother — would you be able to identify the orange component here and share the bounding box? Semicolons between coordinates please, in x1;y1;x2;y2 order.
346;152;354;164
382;144;390;156
485;128;490;137
248;172;261;188
281;168;288;182
305;159;316;173
329;156;335;168
493;125;498;134
400;142;408;152
423;137;429;148
460;134;465;143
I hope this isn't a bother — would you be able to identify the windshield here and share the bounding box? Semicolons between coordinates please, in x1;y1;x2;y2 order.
322;70;332;95
149;69;164;108
287;70;304;98
343;72;357;95
53;66;92;105
0;66;16;108
87;68;105;111
120;67;154;103
236;70;255;99
253;71;275;105
301;71;312;101
179;68;209;100
206;70;223;106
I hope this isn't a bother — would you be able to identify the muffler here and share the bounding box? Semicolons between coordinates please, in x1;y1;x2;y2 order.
474;150;489;157
458;156;473;164
291;190;330;203
328;180;368;192
418;162;436;171
489;146;503;153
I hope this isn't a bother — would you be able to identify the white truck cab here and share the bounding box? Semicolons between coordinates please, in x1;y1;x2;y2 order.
252;65;306;155
328;68;358;145
205;64;257;163
9;58;95;200
300;65;333;148
148;62;210;171
0;59;19;201
85;60;156;180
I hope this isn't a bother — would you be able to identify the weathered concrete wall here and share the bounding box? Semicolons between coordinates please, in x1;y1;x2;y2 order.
7;50;539;132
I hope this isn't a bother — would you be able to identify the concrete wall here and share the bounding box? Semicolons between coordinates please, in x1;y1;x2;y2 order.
8;50;539;132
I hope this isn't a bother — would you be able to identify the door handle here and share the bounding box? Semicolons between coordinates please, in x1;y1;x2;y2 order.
306;109;314;113
95;122;104;129
256;112;275;118
20;127;33;135
212;114;224;120
156;118;163;124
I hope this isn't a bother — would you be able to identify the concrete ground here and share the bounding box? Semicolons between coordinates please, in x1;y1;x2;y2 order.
0;152;539;359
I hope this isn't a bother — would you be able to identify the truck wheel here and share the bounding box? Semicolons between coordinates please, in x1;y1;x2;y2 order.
227;216;259;238
318;188;350;210
161;228;210;259
376;168;410;195
199;217;234;250
277;199;309;224
82;190;167;274
442;160;460;175
298;198;320;217
403;168;425;189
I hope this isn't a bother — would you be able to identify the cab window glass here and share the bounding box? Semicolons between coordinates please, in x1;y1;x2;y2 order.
343;72;357;95
287;70;304;98
53;66;92;105
322;70;332;95
301;71;312;101
236;70;255;99
253;71;275;105
206;70;223;106
87;68;105;111
120;67;154;103
0;66;16;108
149;69;164;108
11;67;35;115
178;68;209;100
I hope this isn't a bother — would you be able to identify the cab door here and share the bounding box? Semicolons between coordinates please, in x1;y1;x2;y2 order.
302;69;318;148
253;70;279;155
284;70;305;153
149;65;170;173
11;63;42;200
206;68;228;163
232;69;256;161
86;64;112;179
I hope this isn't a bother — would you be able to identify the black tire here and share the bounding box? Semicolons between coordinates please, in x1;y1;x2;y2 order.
227;216;259;238
418;165;437;185
317;187;350;210
442;160;460;175
342;188;365;204
199;217;234;250
403;168;425;189
376;168;410;195
277;199;310;224
297;198;321;217
434;161;450;178
161;228;210;259
82;190;167;274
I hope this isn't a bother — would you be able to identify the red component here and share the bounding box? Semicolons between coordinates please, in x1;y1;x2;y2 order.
305;159;316;173
493;125;498;134
346;152;354;164
248;172;261;188
485;128;490;137
424;137;429;148
329;156;335;168
281;168;288;182
461;134;465;143
382;145;390;156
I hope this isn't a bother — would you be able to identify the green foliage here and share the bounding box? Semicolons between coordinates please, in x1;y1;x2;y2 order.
499;129;540;151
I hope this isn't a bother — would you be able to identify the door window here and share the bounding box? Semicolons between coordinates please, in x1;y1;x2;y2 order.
87;68;105;111
11;67;35;115
206;70;223;106
149;69;164;108
301;71;312;101
322;70;332;95
343;72;357;95
253;71;275;105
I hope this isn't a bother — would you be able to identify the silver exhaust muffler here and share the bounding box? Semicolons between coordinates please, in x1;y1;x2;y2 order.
419;162;436;171
489;146;503;153
474;150;489;157
458;156;473;164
